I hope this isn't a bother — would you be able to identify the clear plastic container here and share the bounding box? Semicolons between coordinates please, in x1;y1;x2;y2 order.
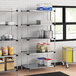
46;44;51;52
44;58;52;66
1;46;8;56
38;57;46;65
8;46;14;55
40;44;46;53
0;50;2;56
36;43;41;53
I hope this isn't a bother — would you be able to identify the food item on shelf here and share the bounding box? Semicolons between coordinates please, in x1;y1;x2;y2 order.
6;57;14;62
1;35;6;40
5;34;9;40
6;57;14;71
1;34;13;40
0;50;2;56
40;44;46;53
44;31;53;39
39;30;45;38
8;22;15;25
8;46;14;55
36;3;52;11
36;43;41;53
1;46;8;56
36;43;51;53
8;34;13;40
46;44;51;52
38;57;46;65
43;43;47;51
44;58;52;66
0;58;5;72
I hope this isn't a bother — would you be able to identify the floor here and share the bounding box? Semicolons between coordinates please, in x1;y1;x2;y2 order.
0;64;76;76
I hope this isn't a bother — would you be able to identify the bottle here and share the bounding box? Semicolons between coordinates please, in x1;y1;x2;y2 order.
1;46;8;56
43;43;47;51
8;46;14;55
40;44;46;53
36;43;41;53
46;44;51;52
0;50;2;56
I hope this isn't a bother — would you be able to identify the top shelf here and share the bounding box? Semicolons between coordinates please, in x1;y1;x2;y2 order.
0;10;18;12
21;10;52;12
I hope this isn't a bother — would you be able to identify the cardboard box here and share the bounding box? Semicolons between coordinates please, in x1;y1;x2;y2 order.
6;62;14;71
6;57;14;62
0;58;5;72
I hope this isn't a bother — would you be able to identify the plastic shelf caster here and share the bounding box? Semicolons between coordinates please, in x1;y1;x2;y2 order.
66;64;69;68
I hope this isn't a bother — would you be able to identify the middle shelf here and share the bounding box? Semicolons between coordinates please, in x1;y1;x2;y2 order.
21;37;50;40
21;51;56;55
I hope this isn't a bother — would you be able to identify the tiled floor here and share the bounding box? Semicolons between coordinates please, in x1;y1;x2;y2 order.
0;64;76;76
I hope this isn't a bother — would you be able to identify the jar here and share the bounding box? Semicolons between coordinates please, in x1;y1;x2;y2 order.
1;47;8;56
36;43;41;53
43;43;47;51
0;50;2;56
40;44;46;53
8;35;13;40
44;58;52;66
46;44;51;52
8;46;14;55
38;57;46;65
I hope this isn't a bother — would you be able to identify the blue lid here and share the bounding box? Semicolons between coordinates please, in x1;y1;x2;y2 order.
36;7;52;11
38;57;46;60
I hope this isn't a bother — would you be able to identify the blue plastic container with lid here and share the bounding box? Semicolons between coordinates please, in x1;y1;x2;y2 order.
38;57;46;60
36;7;52;11
37;57;46;65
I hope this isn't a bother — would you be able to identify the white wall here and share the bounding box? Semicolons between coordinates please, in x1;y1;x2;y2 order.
0;0;76;66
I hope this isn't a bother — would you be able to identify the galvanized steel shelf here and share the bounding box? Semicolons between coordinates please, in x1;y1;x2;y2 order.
0;54;18;58
21;10;52;12
0;39;18;41
0;68;17;73
21;9;56;73
21;37;50;40
0;8;18;76
22;63;54;70
21;51;56;55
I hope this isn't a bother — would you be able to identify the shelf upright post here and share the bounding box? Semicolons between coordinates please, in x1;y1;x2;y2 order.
26;10;30;75
16;8;18;42
15;9;19;76
21;9;23;70
53;9;56;69
11;8;12;46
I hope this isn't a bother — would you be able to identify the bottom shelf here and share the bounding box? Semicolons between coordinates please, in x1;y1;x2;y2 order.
0;68;17;73
22;63;54;70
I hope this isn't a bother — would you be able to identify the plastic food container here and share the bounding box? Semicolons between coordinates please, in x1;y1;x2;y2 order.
0;50;2;56
1;47;8;56
40;44;46;53
36;3;52;11
8;22;15;25
44;31;52;39
8;35;13;40
36;43;41;53
6;62;14;71
46;44;51;52
44;58;52;66
8;46;14;55
38;57;46;65
6;57;14;62
0;58;5;72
